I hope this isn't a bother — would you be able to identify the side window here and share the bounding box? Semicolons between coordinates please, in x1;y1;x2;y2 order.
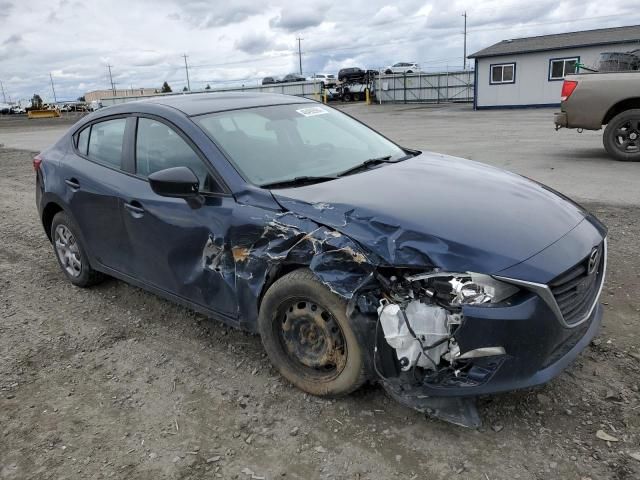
76;126;90;155
87;118;127;168
135;118;220;193
490;63;516;84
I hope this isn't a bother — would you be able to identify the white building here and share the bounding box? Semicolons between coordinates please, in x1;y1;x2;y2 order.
469;25;640;109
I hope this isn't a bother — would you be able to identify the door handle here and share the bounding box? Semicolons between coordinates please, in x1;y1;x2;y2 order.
124;201;145;216
65;178;80;190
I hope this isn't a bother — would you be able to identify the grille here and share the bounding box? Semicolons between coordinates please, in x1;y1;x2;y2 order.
549;242;605;326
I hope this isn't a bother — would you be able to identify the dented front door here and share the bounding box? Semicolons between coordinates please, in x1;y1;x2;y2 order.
121;180;238;318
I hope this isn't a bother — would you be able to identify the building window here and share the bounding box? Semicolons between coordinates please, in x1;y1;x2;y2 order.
490;63;516;84
549;57;579;81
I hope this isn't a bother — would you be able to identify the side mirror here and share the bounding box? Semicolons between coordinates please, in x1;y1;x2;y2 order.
148;166;199;198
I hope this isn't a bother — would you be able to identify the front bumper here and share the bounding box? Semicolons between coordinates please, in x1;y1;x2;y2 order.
395;217;606;398
421;297;602;397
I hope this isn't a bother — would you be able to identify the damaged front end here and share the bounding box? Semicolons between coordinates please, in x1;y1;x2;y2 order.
362;270;519;427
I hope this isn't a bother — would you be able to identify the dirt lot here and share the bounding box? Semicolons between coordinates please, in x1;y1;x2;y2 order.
1;139;639;478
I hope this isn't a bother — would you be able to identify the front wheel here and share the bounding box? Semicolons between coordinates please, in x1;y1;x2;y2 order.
258;269;369;397
603;109;640;162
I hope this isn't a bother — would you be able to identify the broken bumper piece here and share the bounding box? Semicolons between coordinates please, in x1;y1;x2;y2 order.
374;292;602;427
383;379;482;428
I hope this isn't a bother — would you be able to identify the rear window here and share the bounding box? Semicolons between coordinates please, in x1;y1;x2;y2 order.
87;118;126;168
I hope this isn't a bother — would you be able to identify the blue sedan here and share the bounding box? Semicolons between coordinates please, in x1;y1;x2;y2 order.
34;92;606;427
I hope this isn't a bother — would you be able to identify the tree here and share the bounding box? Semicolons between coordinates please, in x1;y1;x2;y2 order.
205;84;211;90
31;94;43;110
182;86;188;92
77;95;85;102
161;81;172;93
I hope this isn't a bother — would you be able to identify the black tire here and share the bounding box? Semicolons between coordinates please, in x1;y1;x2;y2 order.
603;109;640;162
50;211;104;287
406;70;413;74
258;269;369;397
385;69;392;74
342;92;352;102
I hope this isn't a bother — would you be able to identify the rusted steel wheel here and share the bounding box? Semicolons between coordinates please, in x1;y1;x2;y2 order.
258;269;369;396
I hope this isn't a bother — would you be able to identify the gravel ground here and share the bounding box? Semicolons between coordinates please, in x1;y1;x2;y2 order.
1;147;639;480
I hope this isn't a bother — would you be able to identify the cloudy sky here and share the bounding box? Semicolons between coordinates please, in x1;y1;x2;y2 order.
1;0;639;103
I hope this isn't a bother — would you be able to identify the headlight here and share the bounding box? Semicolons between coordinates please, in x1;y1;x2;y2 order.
404;271;520;306
449;273;520;305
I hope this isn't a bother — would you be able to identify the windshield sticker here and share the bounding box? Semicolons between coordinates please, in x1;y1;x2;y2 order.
296;107;329;117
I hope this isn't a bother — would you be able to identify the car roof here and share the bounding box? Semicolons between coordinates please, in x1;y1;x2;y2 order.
134;92;315;116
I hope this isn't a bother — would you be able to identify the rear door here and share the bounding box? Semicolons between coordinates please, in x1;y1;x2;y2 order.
118;115;238;317
64;116;134;274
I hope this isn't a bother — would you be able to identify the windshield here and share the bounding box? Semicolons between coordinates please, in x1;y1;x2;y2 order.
195;103;407;186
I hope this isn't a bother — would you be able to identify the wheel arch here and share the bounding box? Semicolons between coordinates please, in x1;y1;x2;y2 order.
602;98;640;125
41;201;65;242
257;263;307;315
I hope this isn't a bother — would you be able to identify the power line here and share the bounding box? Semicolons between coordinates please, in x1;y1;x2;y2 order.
183;54;191;91
49;73;57;103
466;14;639;34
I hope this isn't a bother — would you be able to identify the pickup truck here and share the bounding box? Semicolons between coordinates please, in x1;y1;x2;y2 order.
554;72;640;161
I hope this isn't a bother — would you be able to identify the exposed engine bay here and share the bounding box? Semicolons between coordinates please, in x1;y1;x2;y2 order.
367;270;515;427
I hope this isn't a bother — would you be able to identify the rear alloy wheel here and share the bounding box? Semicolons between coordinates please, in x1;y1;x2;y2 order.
258;269;368;397
603;109;640;162
51;211;104;287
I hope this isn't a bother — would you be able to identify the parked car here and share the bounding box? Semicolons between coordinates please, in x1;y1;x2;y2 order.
337;67;365;83
10;105;26;114
88;100;102;111
261;76;276;85
554;71;640;161
309;73;337;87
281;73;306;83
35;93;607;427
384;62;420;74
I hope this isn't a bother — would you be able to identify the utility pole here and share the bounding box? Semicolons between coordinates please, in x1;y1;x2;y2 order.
462;11;467;70
49;73;58;103
107;64;115;95
183;54;191;91
0;80;6;103
296;37;303;75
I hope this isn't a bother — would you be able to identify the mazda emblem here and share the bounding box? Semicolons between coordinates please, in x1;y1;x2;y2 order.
587;247;600;275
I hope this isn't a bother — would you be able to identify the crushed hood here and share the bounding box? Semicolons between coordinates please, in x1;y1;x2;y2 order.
272;153;587;274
